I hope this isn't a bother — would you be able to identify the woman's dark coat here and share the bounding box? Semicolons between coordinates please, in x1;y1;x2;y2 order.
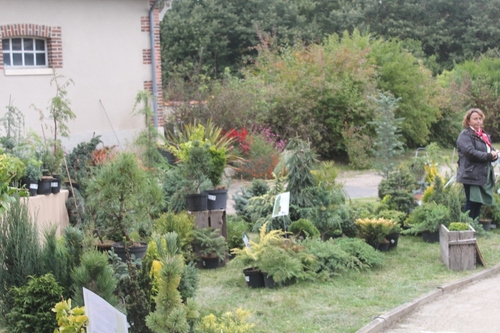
456;128;495;186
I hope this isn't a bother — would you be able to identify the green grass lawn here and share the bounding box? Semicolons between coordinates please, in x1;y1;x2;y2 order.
195;229;500;333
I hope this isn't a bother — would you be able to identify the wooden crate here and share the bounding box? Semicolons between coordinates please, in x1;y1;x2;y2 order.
191;210;227;268
191;210;227;239
439;224;476;271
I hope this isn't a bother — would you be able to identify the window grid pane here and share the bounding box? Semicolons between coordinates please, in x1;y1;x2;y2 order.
35;53;46;66
24;39;34;51
2;37;48;68
24;53;34;66
35;39;45;51
11;38;22;51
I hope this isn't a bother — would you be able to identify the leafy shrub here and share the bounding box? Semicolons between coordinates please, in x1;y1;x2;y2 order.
448;222;470;231
258;245;305;284
355;218;398;247
0;197;42;317
237;131;282;180
301;238;365;279
378;166;417;214
289;218;320;239
71;249;118;306
41;226;70;294
53;298;88;333
154;211;195;255
194;308;255;333
178;262;199;303
6;274;64;333
227;215;250;249
376;209;407;227
335;237;384;268
403;202;451;234
311;161;339;190
233;179;269;221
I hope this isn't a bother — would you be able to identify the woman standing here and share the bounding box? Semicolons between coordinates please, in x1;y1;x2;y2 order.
456;108;498;220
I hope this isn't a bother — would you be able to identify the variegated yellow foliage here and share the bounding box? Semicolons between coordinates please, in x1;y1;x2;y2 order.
230;222;287;265
195;308;255;333
52;298;88;333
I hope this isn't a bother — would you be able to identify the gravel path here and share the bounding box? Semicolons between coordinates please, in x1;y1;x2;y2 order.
226;170;383;215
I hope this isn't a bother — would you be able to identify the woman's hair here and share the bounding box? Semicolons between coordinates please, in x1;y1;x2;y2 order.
462;108;485;128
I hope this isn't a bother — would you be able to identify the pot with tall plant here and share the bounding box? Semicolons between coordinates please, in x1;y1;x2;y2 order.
86;152;164;262
192;227;228;269
33;71;76;193
402;202;451;243
167;121;235;211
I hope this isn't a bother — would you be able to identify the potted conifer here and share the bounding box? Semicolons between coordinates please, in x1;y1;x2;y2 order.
86;152;164;262
192;227;228;269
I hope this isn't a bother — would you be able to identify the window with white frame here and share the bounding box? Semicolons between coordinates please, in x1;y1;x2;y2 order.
2;37;48;67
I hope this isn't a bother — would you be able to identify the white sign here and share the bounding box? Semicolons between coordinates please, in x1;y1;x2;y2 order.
272;192;290;217
83;287;129;333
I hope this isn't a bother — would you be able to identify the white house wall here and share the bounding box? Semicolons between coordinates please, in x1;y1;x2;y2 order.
0;0;161;151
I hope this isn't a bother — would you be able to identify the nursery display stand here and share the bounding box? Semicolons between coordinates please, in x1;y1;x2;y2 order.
440;224;476;271
190;209;227;268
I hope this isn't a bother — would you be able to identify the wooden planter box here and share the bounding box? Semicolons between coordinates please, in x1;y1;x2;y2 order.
439;224;476;271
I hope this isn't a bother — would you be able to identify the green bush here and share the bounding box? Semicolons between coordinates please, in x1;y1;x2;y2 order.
301;238;376;279
5;274;64;333
403;202;451;234
335;237;384;268
71;249;118;306
289;218;320;239
41;226;70;294
154;211;195;256
233;179;270;221
227;215;250;249
448;222;470;231
0;197;42;319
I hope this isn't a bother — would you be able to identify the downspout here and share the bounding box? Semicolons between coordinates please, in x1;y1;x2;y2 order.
149;0;161;127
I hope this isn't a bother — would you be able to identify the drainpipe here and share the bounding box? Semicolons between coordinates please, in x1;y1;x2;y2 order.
149;0;161;127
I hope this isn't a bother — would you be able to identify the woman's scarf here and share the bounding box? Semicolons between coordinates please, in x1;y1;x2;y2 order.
475;128;492;148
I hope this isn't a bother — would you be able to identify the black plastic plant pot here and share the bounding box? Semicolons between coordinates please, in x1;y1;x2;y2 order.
422;230;440;243
243;268;265;288
51;175;61;194
37;177;53;195
262;272;276;289
186;193;208;212
27;179;38;196
202;256;221;269
204;189;228;210
386;233;400;250
112;242;148;263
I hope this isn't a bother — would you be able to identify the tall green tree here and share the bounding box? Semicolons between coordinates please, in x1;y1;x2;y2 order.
369;93;405;179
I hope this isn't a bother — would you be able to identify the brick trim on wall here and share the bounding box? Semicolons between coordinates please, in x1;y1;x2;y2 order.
141;3;164;127
0;23;63;70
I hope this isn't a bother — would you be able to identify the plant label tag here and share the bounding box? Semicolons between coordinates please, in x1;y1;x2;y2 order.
272;192;290;217
83;287;129;332
243;234;250;249
208;195;216;201
51;182;58;187
29;184;38;190
245;276;250;282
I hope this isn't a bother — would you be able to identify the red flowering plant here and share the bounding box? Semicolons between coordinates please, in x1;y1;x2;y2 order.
223;127;251;157
236;125;287;180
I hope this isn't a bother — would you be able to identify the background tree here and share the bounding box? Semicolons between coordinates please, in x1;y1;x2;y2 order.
369;93;404;179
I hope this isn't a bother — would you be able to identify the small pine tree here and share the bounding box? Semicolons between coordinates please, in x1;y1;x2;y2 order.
369;93;405;179
71;249;118;306
122;259;151;333
41;226;70;294
146;232;199;333
0;197;42;319
285;138;318;209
